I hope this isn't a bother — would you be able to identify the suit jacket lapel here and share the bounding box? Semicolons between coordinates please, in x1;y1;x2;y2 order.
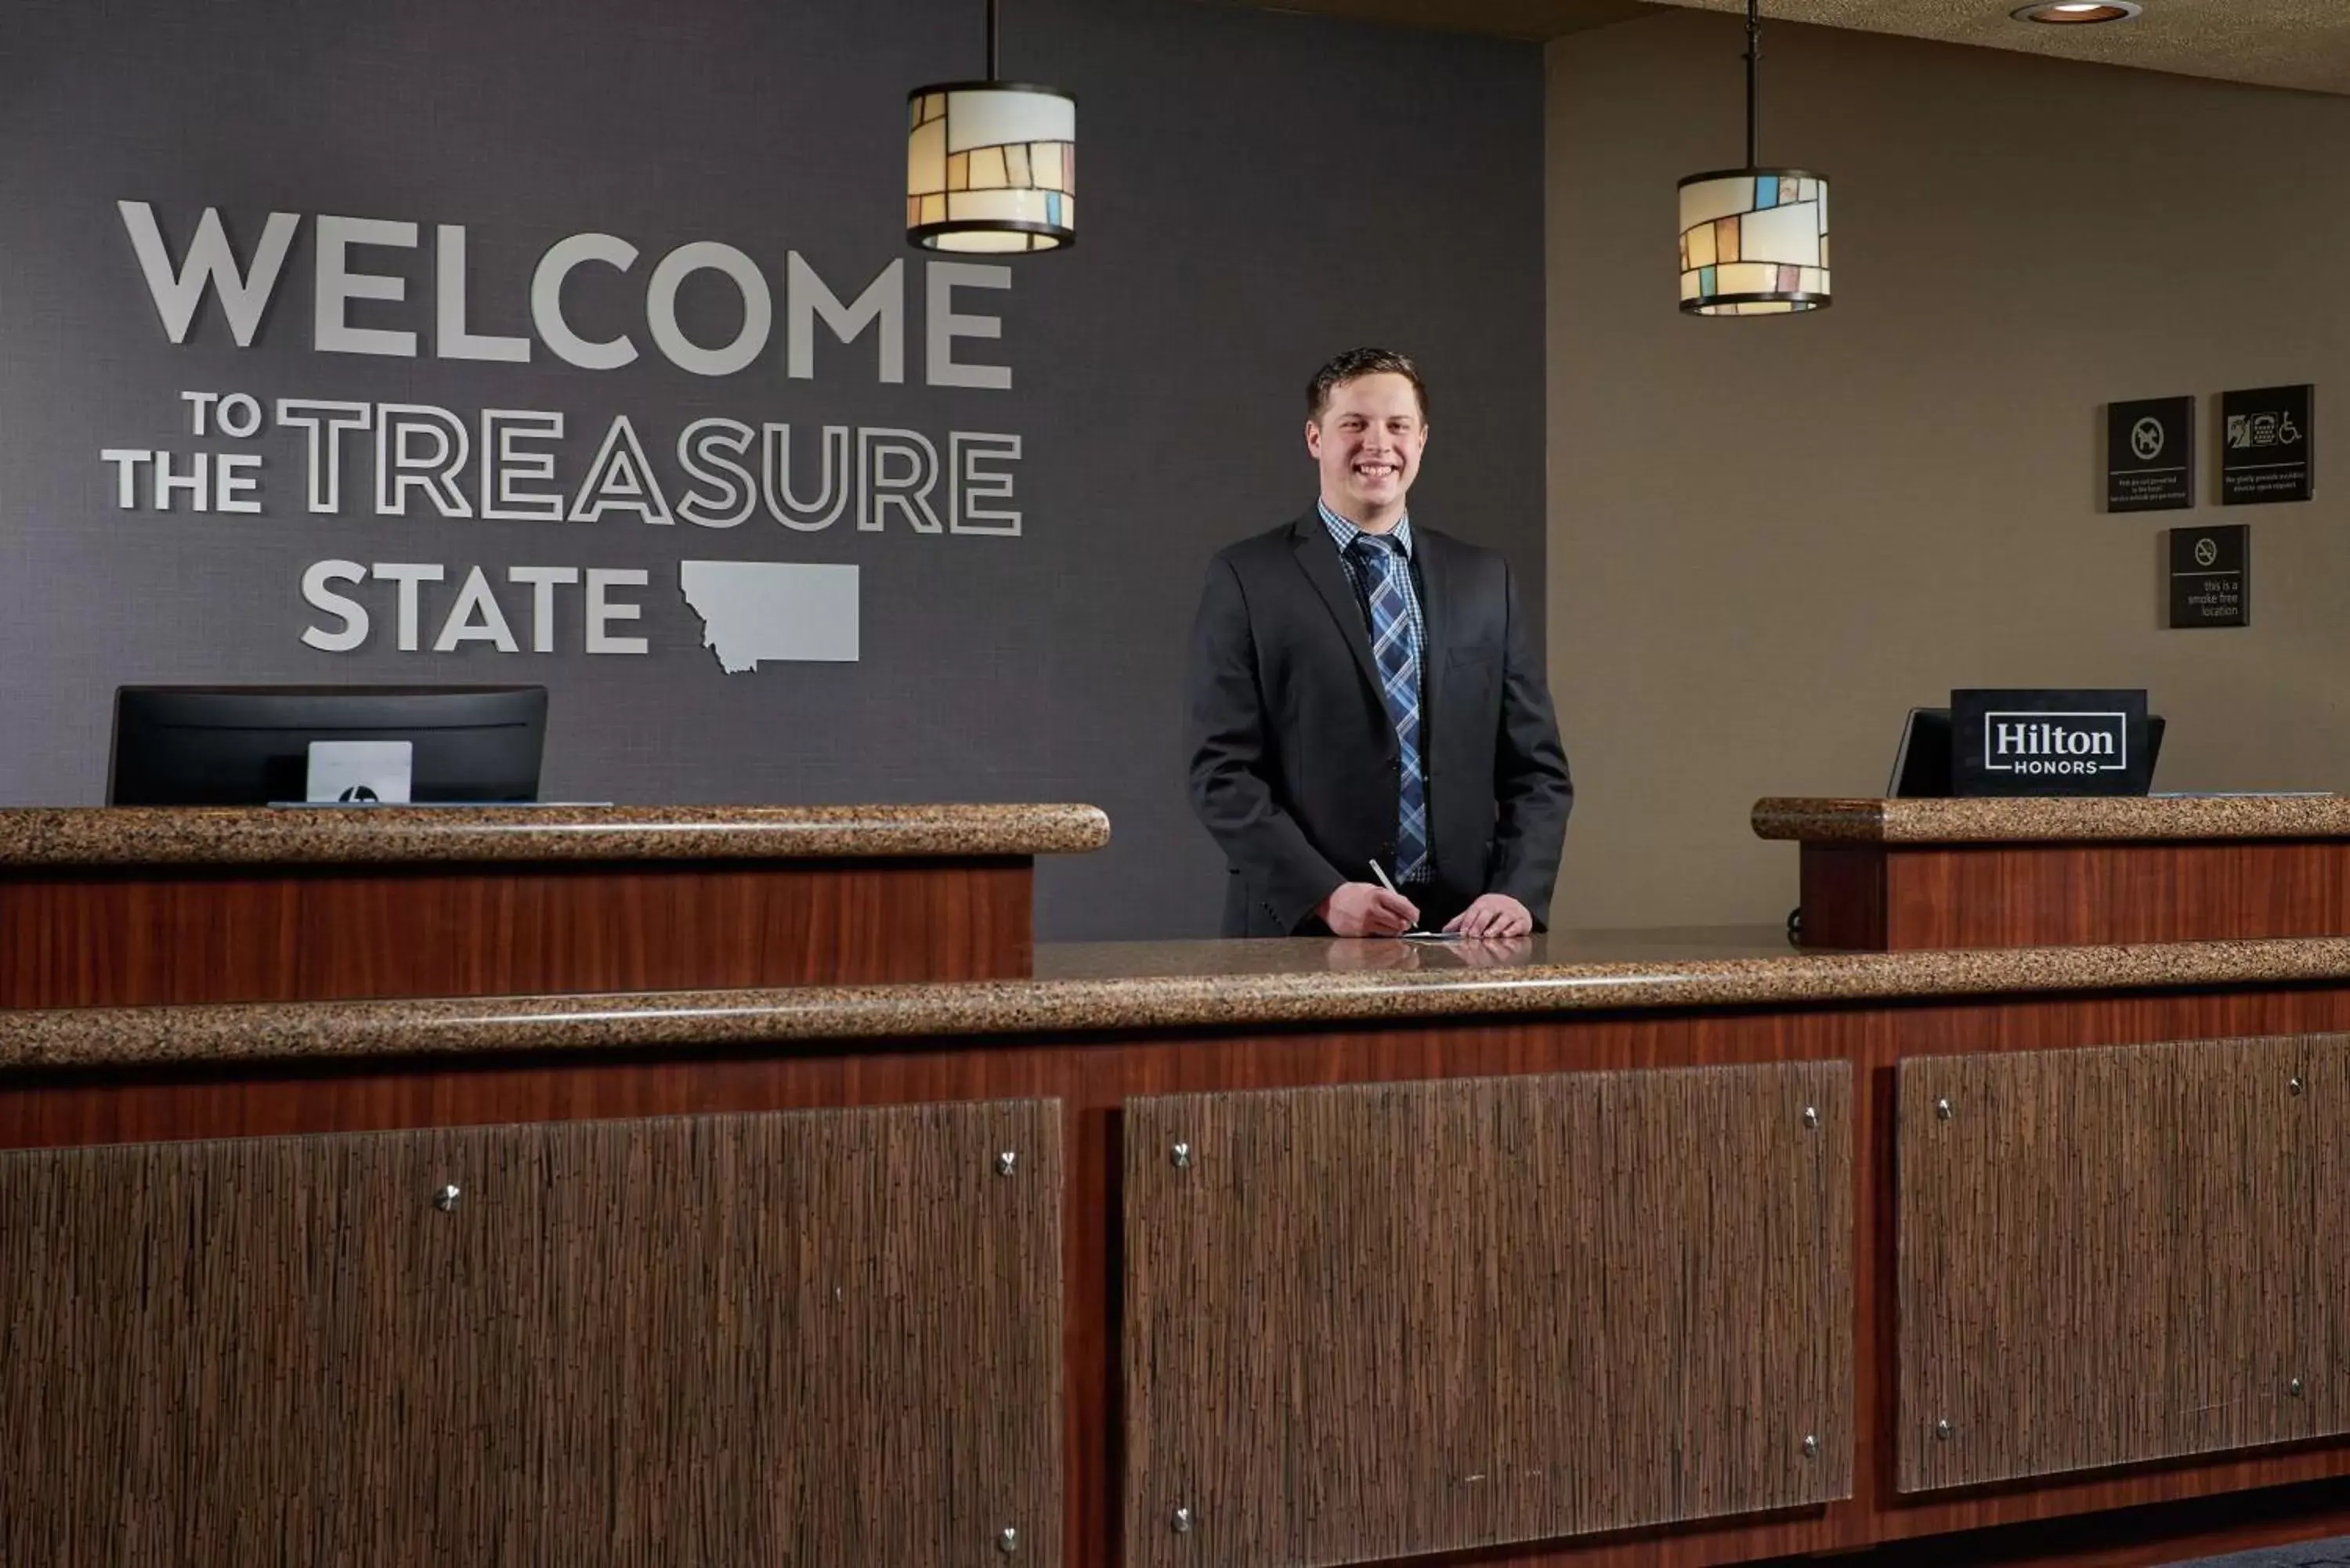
1415;522;1456;653
1414;525;1459;724
1289;514;1383;699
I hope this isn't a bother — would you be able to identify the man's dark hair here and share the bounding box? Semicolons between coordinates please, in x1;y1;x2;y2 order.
1305;348;1430;423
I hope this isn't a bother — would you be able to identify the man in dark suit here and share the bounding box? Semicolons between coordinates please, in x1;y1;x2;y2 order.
1185;348;1572;938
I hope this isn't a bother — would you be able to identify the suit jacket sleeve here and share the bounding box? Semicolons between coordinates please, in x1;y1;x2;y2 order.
1486;558;1574;925
1185;554;1346;930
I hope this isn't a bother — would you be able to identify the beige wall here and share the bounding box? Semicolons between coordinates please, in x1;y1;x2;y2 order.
1545;9;2350;930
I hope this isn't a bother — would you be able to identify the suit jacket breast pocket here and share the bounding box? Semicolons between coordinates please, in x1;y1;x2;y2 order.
1445;647;1503;728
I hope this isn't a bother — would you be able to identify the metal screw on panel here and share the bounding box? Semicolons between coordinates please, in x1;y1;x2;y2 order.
996;1151;1018;1177
2290;1076;2307;1097
1172;1505;1195;1534
1802;1434;1819;1458
1935;1098;1954;1122
1935;1418;1954;1441
997;1526;1020;1555
2290;1378;2306;1399
1802;1106;1820;1129
433;1184;462;1212
1171;1142;1193;1169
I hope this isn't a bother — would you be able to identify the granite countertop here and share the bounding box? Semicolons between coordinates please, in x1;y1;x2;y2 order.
1754;794;2350;844
9;927;2350;1071
0;803;1111;867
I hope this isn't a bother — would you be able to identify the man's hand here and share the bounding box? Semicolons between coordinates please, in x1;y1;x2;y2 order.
1444;892;1533;938
1318;881;1419;937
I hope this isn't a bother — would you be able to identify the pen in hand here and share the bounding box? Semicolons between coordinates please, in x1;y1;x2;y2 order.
1368;860;1420;935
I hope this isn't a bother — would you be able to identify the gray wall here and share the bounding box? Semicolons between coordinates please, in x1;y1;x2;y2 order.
0;0;1546;940
1546;9;2350;930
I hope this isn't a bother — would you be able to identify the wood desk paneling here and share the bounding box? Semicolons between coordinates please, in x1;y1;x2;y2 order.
1897;1037;2350;1493
1800;841;2350;951
0;856;1032;1006
1122;1064;1854;1568
0;1102;1064;1566
14;978;2350;1568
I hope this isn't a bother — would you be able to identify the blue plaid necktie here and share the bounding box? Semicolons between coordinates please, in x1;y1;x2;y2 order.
1353;535;1428;881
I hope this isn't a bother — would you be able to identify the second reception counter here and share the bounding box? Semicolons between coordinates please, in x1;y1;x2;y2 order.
5;926;2349;1568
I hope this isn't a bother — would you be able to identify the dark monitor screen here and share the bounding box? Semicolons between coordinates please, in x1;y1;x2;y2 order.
1889;706;2164;797
108;685;548;806
1886;708;1956;798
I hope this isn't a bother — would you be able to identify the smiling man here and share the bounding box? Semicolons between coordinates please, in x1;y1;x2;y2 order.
1185;347;1573;938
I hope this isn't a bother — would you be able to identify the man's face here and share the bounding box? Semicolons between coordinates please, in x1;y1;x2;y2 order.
1306;372;1427;529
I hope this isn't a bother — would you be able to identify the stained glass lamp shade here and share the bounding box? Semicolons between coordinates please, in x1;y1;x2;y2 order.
1678;168;1829;316
906;83;1076;253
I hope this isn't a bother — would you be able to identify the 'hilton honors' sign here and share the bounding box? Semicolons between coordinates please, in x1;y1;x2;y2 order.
1950;688;2152;797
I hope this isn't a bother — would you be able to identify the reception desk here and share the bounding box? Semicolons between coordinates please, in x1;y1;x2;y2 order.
5;909;2350;1566
0;801;1110;1006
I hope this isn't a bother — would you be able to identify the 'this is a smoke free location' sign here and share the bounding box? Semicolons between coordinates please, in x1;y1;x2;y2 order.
2167;523;2247;629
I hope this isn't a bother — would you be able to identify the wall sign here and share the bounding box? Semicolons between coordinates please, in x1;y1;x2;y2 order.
1950;688;2152;797
0;0;1550;942
2220;384;2313;504
2106;396;2193;511
2167;523;2247;629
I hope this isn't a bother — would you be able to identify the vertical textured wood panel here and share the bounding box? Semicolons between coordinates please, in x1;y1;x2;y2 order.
1897;1035;2350;1492
1123;1062;1853;1568
2313;1039;2350;1447
0;1102;1061;1566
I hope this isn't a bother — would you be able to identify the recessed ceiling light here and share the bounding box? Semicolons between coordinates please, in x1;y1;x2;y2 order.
2012;2;2142;22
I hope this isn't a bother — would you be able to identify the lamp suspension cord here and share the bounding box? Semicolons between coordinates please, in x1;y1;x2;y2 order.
988;0;1000;80
1744;0;1762;169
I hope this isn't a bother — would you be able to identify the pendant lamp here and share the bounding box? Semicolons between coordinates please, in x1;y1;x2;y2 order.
906;0;1076;253
1678;0;1828;315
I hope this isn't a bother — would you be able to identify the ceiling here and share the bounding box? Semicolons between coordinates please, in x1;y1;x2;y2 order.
1210;0;2350;96
1197;0;1652;42
1647;0;2350;97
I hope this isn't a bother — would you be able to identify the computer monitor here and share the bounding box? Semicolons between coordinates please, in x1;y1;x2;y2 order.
1887;706;2164;797
108;685;548;805
1886;707;1956;798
